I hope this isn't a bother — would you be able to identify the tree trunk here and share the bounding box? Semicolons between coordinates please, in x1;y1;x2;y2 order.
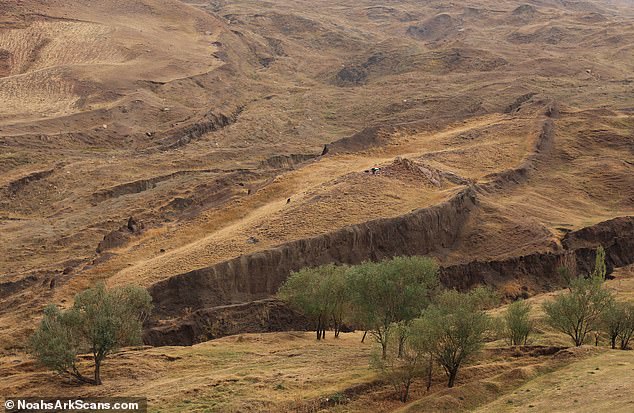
447;368;458;388
67;366;97;385
94;357;102;385
574;333;583;347
397;335;405;359
316;316;322;340
621;336;631;350
381;341;387;359
611;336;617;349
361;330;368;343
426;354;433;391
401;380;411;403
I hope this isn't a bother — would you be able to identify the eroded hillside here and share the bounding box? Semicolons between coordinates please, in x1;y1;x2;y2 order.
1;0;633;358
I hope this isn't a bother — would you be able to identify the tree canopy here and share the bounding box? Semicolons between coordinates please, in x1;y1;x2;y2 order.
30;283;152;384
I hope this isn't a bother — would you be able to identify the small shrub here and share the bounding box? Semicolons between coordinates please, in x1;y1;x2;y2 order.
543;276;613;346
503;300;533;346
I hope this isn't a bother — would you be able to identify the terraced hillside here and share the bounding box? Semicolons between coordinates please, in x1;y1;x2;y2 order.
0;0;633;408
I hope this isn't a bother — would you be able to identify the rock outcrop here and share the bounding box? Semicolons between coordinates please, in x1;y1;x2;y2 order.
96;217;144;253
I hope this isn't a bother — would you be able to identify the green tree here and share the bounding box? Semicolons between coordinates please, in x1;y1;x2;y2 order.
617;302;634;350
278;264;349;340
324;265;350;338
371;319;434;402
422;289;492;388
348;256;439;358
543;276;613;346
503;300;533;346
30;283;152;385
557;252;578;287
602;301;626;349
592;246;607;279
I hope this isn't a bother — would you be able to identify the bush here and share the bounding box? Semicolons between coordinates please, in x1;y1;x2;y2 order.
543;276;613;346
371;320;433;402
603;301;634;350
503;300;533;346
30;283;152;384
422;289;492;388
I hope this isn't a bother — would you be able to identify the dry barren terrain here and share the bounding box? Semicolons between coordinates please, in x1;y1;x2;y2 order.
1;0;633;410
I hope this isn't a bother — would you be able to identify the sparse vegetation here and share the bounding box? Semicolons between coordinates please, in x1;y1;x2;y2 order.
3;0;634;410
372;286;497;401
543;248;614;346
283;257;500;395
278;264;350;340
421;289;494;388
502;300;533;346
278;256;438;354
371;320;433;402
30;283;152;385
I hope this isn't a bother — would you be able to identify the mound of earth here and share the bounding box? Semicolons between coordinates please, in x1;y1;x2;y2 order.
407;13;462;43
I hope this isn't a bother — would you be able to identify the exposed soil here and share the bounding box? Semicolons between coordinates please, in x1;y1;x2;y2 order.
0;1;633;409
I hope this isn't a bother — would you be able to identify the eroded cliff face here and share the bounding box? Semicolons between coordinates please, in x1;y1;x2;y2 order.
148;187;478;321
144;213;634;347
144;299;309;346
439;217;634;294
562;217;634;267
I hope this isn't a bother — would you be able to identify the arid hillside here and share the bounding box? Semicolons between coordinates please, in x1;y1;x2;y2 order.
3;265;634;412
0;0;633;404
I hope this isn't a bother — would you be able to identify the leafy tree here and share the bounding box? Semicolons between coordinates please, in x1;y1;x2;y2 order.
29;305;84;382
602;301;626;349
543;276;613;346
422;289;492;388
348;256;439;358
557;252;578;287
592;246;607;279
30;283;152;385
371;319;434;402
503;300;533;346
617;302;634;350
323;265;350;338
278;264;349;340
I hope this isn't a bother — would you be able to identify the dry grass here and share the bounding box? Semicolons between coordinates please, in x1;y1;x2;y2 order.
473;350;634;413
1;0;633;410
3;266;633;413
0;332;377;413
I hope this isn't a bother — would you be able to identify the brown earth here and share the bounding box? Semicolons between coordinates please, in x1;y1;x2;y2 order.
0;0;633;408
2;266;634;413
